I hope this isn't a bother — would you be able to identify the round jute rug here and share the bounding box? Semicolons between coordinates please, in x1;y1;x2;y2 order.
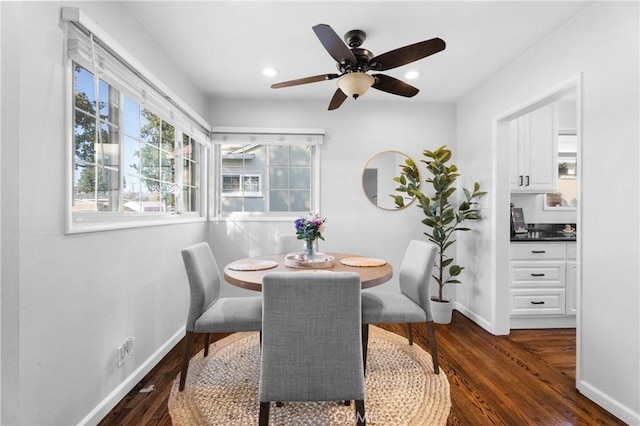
168;326;451;425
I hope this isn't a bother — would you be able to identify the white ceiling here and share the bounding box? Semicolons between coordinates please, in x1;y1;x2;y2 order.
125;1;593;104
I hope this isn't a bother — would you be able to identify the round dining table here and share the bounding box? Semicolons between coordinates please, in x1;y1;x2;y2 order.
223;252;393;292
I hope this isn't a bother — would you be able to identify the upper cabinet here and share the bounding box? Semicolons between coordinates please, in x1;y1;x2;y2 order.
509;103;558;192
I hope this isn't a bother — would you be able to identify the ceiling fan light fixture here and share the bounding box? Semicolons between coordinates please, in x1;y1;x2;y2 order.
405;70;421;80
337;72;375;99
262;67;279;77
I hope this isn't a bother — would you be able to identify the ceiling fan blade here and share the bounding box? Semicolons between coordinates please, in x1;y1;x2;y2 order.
312;24;357;65
271;73;339;89
372;74;419;97
370;38;446;71
328;88;348;110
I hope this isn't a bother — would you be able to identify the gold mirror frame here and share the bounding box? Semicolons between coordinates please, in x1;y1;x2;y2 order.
362;150;419;211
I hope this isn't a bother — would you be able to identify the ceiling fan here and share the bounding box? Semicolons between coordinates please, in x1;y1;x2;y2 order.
271;24;446;110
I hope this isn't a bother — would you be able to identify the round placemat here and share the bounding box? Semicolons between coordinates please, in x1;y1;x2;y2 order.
227;259;278;271
340;257;387;267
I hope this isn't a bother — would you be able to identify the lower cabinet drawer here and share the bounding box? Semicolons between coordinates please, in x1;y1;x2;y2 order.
510;289;566;316
510;243;565;260
510;262;565;287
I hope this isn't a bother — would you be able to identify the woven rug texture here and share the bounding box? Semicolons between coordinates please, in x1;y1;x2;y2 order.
168;325;451;425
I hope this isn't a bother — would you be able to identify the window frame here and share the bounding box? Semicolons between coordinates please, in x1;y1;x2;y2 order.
212;127;324;222
63;8;211;234
221;172;263;198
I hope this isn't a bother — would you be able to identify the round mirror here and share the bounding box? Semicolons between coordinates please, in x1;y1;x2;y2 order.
362;150;419;210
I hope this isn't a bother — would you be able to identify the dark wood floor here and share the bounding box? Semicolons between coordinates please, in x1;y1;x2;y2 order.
99;311;625;425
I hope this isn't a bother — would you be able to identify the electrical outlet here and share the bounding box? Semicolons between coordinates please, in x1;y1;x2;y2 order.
125;337;135;357
117;336;135;368
117;344;127;368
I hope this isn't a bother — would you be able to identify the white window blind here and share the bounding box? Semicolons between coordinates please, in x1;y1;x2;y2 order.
62;7;211;144
212;127;324;146
62;7;210;232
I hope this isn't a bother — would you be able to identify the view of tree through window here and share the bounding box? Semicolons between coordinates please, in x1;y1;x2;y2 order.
73;65;120;211
73;64;199;216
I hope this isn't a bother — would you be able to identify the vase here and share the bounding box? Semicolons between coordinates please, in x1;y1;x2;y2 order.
430;299;453;324
303;239;316;262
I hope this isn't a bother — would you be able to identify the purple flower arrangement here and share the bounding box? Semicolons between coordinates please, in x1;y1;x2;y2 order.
294;213;326;242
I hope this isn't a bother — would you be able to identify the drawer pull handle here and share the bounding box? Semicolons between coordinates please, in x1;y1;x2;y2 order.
519;175;523;186
531;250;546;254
531;301;545;305
525;175;530;186
531;273;545;277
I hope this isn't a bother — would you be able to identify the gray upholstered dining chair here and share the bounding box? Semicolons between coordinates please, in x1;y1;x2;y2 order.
179;242;262;391
361;239;440;374
258;271;366;425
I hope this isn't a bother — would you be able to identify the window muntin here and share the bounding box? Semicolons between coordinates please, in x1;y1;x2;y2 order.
73;64;121;212
221;173;263;197
72;63;200;217
219;143;314;215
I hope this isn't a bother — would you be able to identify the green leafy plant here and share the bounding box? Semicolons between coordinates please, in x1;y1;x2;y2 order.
392;145;486;302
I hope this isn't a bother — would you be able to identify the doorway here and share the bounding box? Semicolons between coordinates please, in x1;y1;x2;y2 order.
493;75;582;382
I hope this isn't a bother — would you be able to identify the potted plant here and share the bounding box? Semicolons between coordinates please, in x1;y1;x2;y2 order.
392;145;486;324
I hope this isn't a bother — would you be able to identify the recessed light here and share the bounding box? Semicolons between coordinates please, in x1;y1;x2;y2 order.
405;70;421;80
262;67;279;77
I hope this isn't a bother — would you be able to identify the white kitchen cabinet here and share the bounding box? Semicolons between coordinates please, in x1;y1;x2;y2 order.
566;261;577;315
509;103;558;192
510;241;576;328
565;242;577;316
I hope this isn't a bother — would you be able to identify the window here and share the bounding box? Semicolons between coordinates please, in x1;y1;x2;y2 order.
222;173;263;197
214;129;323;217
72;64;200;216
64;9;210;231
73;65;121;212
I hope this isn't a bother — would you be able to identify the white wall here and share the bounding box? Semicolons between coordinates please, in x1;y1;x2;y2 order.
1;2;210;425
209;99;457;299
456;2;639;423
2;1;636;424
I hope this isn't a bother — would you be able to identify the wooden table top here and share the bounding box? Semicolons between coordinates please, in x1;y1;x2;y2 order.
223;252;393;292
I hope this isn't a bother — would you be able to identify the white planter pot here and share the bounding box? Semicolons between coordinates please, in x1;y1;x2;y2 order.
430;299;453;324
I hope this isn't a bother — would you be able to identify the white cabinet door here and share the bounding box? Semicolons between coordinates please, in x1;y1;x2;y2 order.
526;104;558;191
509;119;523;188
510;103;558;192
566;260;577;315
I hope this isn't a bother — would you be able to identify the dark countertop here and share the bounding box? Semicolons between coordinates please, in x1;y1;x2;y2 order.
511;223;577;242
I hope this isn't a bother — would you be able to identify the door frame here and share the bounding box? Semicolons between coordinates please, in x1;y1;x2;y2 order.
491;74;582;382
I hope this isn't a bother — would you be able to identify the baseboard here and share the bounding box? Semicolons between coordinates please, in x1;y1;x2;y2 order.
78;326;186;426
510;316;576;329
454;303;494;334
578;379;640;425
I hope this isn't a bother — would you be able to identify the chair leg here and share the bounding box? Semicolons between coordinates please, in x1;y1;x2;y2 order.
406;323;413;345
259;402;270;426
203;333;211;357
426;321;440;374
361;324;369;373
355;399;366;425
179;332;196;391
